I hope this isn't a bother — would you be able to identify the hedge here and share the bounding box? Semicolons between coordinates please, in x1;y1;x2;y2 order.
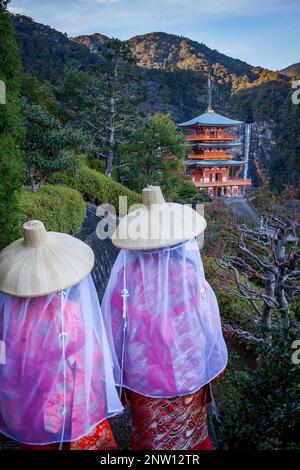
19;184;86;234
49;165;141;213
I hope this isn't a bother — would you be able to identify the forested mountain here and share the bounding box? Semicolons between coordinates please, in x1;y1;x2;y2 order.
280;63;300;78
72;33;109;52
74;30;260;80
12;14;299;191
14;15;97;83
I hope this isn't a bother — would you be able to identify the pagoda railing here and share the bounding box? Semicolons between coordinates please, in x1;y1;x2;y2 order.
194;178;252;187
188;151;229;160
186;134;235;142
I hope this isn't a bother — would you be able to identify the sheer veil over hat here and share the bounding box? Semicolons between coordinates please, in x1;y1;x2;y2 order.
0;221;123;446
102;187;227;398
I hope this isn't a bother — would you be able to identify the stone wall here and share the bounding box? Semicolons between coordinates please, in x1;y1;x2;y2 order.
75;203;120;301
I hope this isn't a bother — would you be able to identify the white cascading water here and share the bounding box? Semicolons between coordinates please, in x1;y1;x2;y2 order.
244;123;251;180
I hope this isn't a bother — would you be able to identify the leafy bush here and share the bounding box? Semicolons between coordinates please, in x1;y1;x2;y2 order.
88;159;106;174
161;175;211;204
19;184;86;233
49;165;141;213
175;180;211;204
216;324;300;450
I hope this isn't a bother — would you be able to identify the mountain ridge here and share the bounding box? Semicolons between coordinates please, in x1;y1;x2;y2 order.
280;62;300;77
72;30;264;82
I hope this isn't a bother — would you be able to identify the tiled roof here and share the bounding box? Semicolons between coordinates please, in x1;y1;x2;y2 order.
179;111;243;127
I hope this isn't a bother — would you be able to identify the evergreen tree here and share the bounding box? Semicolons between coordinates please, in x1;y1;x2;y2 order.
0;1;23;248
22;102;86;191
121;114;187;193
62;39;141;176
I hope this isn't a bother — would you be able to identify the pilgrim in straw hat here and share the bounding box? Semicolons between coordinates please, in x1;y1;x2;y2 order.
102;185;228;450
0;221;122;450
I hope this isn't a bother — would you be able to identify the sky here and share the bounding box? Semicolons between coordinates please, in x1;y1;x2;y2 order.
8;0;300;70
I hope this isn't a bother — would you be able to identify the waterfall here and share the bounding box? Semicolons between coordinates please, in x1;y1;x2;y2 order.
244;123;251;180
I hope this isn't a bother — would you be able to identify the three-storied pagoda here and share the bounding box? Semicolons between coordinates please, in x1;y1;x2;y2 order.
179;84;252;197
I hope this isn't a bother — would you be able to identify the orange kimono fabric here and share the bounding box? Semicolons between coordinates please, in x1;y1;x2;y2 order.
20;420;117;451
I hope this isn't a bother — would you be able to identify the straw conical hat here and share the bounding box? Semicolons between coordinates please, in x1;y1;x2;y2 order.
0;220;94;297
112;186;207;251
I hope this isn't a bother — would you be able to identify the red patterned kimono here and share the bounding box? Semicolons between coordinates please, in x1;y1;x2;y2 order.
127;385;214;451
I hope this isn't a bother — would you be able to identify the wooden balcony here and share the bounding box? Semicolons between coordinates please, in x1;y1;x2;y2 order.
186;134;236;142
188;152;228;160
194;178;252;188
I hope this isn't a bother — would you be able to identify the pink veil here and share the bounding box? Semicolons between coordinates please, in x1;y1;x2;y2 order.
102;239;228;398
0;274;122;446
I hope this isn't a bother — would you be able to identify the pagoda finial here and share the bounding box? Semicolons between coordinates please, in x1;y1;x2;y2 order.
207;73;214;113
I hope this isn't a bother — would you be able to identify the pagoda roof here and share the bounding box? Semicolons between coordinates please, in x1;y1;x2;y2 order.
185;159;246;167
189;142;242;148
179;111;243;127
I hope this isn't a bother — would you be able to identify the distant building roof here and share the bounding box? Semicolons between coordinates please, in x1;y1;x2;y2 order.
179;111;243;127
185;159;246;167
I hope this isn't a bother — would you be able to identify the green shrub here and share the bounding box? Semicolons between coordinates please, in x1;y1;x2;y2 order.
49;165;141;212
162;176;212;204
19;184;86;233
88;159;106;174
216;324;300;450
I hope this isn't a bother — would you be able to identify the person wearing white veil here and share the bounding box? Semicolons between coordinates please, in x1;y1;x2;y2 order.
102;186;228;450
0;220;123;450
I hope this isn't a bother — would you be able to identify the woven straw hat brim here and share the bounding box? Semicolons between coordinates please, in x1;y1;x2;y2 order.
112;202;207;251
0;233;94;298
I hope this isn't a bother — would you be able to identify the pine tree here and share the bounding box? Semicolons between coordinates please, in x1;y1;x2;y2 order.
63;39;141;177
120;114;187;192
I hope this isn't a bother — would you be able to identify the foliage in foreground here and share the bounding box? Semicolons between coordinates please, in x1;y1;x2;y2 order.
0;7;23;249
216;324;300;450
49;164;141;212
19;184;86;233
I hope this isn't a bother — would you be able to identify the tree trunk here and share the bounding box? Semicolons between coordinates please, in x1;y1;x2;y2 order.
276;282;290;325
105;104;115;177
262;304;272;329
105;151;113;178
274;233;290;324
105;64;117;178
262;270;276;329
30;168;37;192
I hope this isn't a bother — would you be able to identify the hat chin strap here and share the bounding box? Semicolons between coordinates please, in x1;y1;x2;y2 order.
119;251;129;398
58;291;67;450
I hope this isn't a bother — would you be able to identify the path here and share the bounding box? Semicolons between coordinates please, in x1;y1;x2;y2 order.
224;197;260;226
